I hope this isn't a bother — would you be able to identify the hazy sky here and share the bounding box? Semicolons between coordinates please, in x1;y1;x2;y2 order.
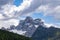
0;0;60;28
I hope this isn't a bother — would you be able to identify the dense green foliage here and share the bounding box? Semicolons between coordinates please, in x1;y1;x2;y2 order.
32;25;60;40
0;29;32;40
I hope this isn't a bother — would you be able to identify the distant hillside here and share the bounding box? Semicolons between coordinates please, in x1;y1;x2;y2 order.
32;25;60;40
0;29;32;40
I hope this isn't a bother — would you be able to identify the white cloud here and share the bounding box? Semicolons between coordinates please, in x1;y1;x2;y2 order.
0;14;5;19
0;0;60;28
1;4;16;18
0;0;32;28
0;0;14;6
0;19;19;29
0;0;60;20
44;23;54;28
0;0;32;19
35;0;60;21
7;19;19;26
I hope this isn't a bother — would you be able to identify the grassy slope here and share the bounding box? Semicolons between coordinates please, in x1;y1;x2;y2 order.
0;29;32;40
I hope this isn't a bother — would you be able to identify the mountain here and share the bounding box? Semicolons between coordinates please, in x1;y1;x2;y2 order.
1;16;60;40
32;25;60;40
0;29;32;40
3;16;44;37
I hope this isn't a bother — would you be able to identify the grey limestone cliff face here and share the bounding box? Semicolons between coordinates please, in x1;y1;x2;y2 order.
1;16;44;37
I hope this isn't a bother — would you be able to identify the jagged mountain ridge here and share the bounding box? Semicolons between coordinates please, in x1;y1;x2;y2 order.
32;25;60;40
1;16;58;37
1;16;44;37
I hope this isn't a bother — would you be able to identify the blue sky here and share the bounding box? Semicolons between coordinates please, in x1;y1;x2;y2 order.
13;0;60;27
31;13;60;23
0;0;60;28
14;0;23;6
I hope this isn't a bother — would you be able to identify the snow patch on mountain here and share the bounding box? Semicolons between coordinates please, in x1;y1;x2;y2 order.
9;29;26;35
1;16;57;37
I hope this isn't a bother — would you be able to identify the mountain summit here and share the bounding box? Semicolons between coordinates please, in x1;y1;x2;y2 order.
1;16;59;38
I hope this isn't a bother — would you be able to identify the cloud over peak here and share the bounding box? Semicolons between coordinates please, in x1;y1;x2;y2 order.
0;0;60;28
0;0;60;20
